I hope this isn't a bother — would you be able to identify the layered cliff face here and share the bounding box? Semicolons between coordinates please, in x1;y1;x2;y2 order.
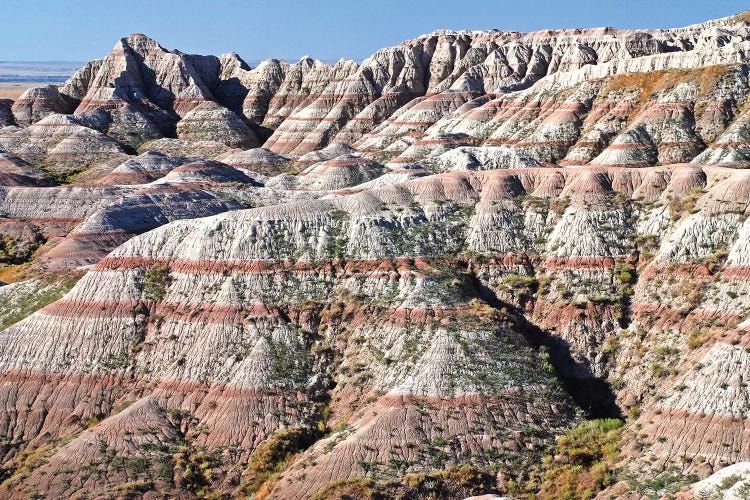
0;164;749;498
7;11;750;170
2;9;750;500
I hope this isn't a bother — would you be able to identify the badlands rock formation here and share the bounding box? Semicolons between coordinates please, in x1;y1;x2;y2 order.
1;9;750;499
0;153;52;186
0;100;14;127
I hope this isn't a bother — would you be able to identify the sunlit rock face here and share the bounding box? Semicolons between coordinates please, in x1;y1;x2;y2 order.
3;10;750;500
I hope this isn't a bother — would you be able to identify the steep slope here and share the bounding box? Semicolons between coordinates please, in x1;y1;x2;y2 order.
2;9;750;500
0;156;262;271
0;100;14;127
9;34;261;153
6;12;749;168
0;153;53;187
377;64;750;173
0;171;587;497
268;153;385;191
0;163;748;497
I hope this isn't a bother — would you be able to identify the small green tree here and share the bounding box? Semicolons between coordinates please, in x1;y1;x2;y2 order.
143;265;172;301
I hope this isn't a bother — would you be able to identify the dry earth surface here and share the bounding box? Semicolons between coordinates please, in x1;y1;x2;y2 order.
0;83;46;100
2;9;750;500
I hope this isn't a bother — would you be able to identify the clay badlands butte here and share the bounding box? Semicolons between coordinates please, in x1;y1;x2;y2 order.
8;9;750;500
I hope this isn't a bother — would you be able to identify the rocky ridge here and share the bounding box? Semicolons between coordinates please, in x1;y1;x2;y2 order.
1;9;750;499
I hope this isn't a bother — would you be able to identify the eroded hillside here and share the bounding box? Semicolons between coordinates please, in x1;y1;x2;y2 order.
1;9;750;500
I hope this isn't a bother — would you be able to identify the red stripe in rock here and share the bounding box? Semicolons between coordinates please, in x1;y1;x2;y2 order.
721;265;750;280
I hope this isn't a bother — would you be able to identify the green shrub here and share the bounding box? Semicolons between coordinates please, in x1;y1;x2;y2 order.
143;265;172;301
539;419;624;499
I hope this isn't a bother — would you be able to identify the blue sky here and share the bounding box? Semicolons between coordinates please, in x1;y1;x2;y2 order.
1;0;748;63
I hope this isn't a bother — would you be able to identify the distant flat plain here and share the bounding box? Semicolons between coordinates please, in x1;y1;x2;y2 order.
0;61;82;99
0;82;44;100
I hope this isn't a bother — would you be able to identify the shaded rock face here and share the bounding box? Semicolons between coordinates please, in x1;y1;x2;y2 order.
241;58;289;125
0;100;15;127
5;10;750;500
0;153;53;187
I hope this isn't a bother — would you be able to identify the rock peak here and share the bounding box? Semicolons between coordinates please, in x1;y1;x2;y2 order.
120;32;164;52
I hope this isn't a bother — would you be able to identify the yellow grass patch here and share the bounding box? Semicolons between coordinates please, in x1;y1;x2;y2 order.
606;65;730;104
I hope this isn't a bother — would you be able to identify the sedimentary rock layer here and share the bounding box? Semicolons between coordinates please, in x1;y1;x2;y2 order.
0;162;748;496
2;9;750;499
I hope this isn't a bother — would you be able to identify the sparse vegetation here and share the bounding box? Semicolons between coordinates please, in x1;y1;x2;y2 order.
613;261;636;327
626;467;698;498
311;465;494;500
239;426;321;496
606;65;729;105
142;264;172;301
311;477;379;500
0;274;82;331
498;273;539;295
0;233;44;265
175;446;220;497
538;419;624;499
326;209;350;260
668;187;703;221
734;10;750;24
